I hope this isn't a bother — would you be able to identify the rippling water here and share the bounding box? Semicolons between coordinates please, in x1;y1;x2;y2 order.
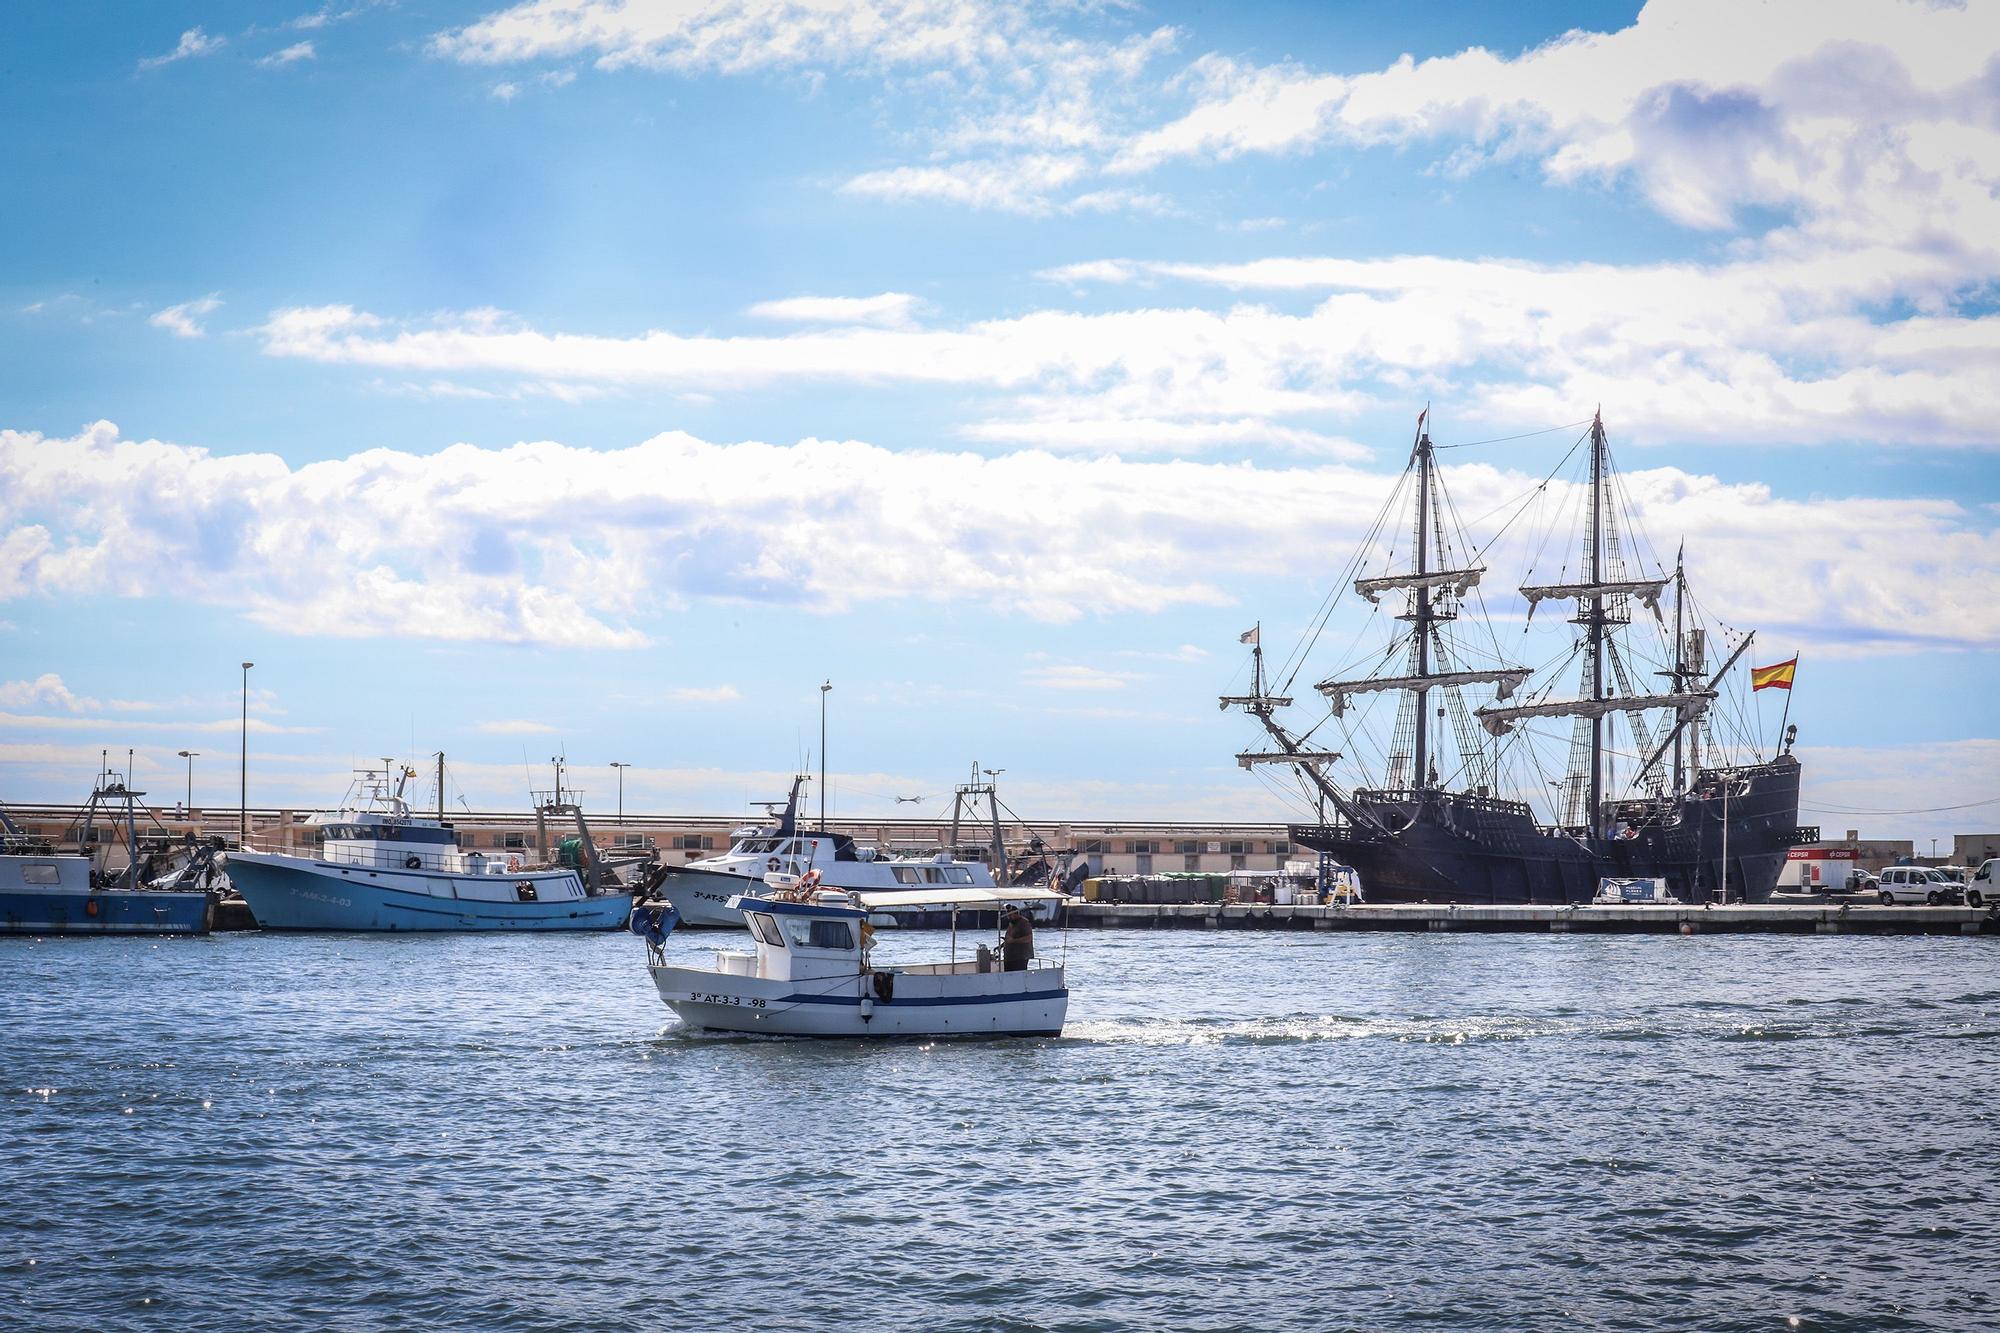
3;927;1997;1331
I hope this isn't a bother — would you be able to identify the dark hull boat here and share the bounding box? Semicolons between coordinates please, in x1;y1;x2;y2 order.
1290;757;1803;904
1228;411;1810;906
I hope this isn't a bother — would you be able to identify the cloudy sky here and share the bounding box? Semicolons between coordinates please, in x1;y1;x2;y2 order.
1;0;1995;844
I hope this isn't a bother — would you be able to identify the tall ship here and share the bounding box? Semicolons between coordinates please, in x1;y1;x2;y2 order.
222;759;632;931
1224;410;1809;904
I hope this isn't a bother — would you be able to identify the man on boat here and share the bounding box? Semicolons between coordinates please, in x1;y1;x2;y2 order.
1001;906;1034;972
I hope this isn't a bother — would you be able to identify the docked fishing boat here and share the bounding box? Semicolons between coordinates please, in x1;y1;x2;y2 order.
1225;409;1808;905
635;885;1070;1038
222;760;631;931
0;769;212;935
657;771;1064;929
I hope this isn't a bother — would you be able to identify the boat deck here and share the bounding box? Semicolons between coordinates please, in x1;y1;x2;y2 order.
1065;901;1999;936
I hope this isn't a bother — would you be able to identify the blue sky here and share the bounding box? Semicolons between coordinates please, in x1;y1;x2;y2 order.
1;0;1996;844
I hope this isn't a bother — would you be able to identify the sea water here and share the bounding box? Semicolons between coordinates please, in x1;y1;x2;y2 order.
3;928;1996;1331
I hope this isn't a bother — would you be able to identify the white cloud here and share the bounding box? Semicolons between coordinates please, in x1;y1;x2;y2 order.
1022;662;1136;691
1117;645;1209;664
0;709;318;736
1113;0;2000;271
139;27;225;70
747;292;921;327
476;719;558;734
258;41;317;68
0;674;100;713
430;0;1028;75
491;81;521;101
841;154;1089;215
960;415;1370;458
3;422;1993;656
664;685;743;703
149;294;223;339
254;248;2000;449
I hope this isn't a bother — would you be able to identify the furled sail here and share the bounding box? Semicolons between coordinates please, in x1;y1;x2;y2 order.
1236;750;1341;770
1353;567;1485;605
1475;690;1714;738
1319;668;1532;718
1517;578;1668;616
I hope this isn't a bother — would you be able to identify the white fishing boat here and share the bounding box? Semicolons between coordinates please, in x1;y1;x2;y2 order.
222;759;631;932
657;772;1063;928
635;885;1070;1038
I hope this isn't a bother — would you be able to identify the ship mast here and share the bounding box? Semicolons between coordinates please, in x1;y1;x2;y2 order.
1474;410;1717;826
1412;425;1434;790
1586;410;1606;838
1226;408;1530;824
1671;550;1685;794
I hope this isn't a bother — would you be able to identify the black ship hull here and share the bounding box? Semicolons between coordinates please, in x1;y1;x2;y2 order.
1293;756;1806;905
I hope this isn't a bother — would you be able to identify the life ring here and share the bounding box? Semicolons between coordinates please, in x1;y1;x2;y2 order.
507;855;522;872
767;857;780;871
404;855;422;870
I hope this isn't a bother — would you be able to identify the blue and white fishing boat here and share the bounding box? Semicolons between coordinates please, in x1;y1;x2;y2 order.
222;762;631;932
635;884;1070;1038
0;771;212;936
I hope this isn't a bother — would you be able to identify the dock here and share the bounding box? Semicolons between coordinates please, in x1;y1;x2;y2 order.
1064;900;2000;936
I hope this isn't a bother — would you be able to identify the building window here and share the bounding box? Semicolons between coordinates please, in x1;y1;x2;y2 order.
1175;840;1199;855
1079;838;1105;854
673;834;711;851
1230;855;1248;871
502;833;529;850
1129;840;1156;855
1224;840;1248;856
1135;854;1153;874
1271;841;1290;855
1183;854;1201;871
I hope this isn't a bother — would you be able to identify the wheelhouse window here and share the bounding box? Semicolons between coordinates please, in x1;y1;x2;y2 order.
892;866;923;884
781;916;855;951
746;913;783;946
22;863;60;885
946;867;974;885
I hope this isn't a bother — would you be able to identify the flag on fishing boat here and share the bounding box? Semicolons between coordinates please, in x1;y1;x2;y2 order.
1751;656;1798;691
1239;626;1260;645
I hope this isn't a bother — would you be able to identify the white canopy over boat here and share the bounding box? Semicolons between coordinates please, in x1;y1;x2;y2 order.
851;885;1067;910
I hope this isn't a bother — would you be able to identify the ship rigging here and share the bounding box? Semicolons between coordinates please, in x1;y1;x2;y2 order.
1224;410;1809;904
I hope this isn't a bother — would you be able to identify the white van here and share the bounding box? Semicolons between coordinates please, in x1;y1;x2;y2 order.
1969;859;1999;908
1875;866;1965;906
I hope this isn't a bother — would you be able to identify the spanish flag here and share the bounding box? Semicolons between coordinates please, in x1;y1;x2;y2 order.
1751;656;1798;691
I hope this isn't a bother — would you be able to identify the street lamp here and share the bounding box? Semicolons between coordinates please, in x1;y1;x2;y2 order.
610;762;630;823
819;681;832;828
239;662;254;845
177;750;199;813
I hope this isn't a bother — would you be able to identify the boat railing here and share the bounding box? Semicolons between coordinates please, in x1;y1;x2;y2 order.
241;838;540;876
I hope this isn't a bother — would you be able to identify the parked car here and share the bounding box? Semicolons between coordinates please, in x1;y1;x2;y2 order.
1969;859;1999;909
1874;865;1965;906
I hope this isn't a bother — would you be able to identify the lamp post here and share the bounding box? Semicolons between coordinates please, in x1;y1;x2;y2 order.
177;750;199;812
239;662;254;845
819;680;832;828
610;762;630;823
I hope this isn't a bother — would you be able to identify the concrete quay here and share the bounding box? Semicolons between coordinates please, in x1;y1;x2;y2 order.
1064;900;2000;936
